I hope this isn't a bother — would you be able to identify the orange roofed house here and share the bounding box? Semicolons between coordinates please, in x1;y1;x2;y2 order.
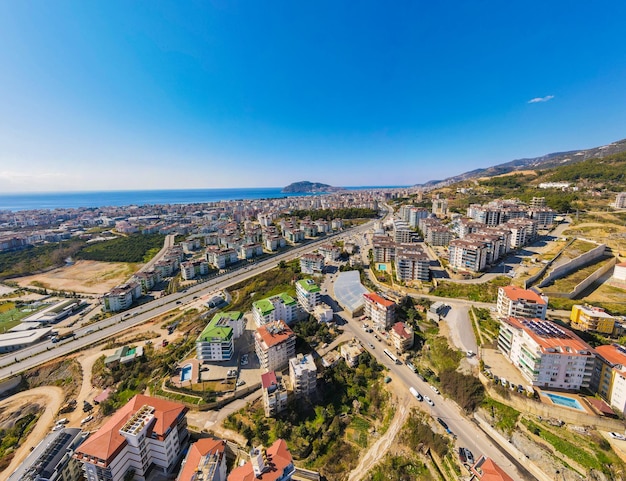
363;292;396;330
228;439;295;481
73;394;189;481
177;438;227;481
469;456;514;481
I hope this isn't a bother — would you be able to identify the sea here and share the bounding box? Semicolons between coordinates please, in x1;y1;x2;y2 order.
0;186;405;212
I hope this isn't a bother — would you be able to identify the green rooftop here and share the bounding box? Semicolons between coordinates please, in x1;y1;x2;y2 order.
197;311;241;342
253;298;275;316
297;279;321;294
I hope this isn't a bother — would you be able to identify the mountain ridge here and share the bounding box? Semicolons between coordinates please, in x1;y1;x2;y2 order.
419;138;626;188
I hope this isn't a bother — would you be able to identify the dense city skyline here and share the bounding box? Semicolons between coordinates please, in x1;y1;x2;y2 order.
1;2;626;192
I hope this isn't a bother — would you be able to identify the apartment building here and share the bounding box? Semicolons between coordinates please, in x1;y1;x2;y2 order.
505;218;537;248
132;270;162;293
296;279;321;312
432;197;448;218
228;440;295;481
318;244;341;261
529;207;556;229
238;243;263;260
468;456;514;481
395;245;430;281
196;312;244;363
448;239;489;272
255;321;296;372
252;293;298;327
261;371;289;417
595;344;626;416
206;247;238;269
289;353;317;399
390;322;414;352
176;438;227;481
425;226;454;246
299;253;324;274
496;286;548;320
372;236;396;262
181;260;209;280
497;317;596;390
569;305;617;336
8;428;89;481
101;281;142;312
363;292;396;330
393;220;417;244
74;395;189;481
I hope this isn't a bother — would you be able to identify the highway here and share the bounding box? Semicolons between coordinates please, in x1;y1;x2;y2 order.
0;218;378;381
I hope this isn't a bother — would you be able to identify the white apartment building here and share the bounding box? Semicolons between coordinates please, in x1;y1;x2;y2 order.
425;226;453;246
448;239;489;272
101;281;142;312
296;279;321;312
289;353;317;398
252;293;298;327
497;317;595;390
196;312;243;363
181;260;209;280
505;218;537;248
237;243;263;260
261;371;289;417
299;253;324;274
372;236;396;262
363;292;396;330
529;207;556;229
74;395;189;481
318;244;341;261
176;438;227;481
255;321;296;372
395;245;430;281
496;286;548;320
206;247;238;269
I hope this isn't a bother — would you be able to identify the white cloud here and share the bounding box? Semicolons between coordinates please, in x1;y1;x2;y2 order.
528;95;555;104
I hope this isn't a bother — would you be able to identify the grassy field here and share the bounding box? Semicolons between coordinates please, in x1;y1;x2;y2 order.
0;302;43;332
431;276;510;302
542;257;613;294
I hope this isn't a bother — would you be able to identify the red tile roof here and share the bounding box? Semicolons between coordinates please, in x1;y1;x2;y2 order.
471;456;514;481
177;438;225;481
75;394;187;466
504;317;593;355
500;286;546;305
255;321;295;348
261;371;278;389
596;345;626;368
363;292;394;308
228;439;293;481
392;322;411;339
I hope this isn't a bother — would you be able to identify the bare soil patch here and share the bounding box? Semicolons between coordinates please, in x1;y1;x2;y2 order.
13;260;141;294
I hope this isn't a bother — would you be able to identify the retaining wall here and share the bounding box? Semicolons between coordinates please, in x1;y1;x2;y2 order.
524;238;576;289
538;244;608;289
547;256;618;299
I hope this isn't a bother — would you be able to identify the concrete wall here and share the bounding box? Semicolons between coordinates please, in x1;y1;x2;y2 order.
479;373;624;432
538;244;608;289
548;257;618;299
524;238;575;289
0;376;21;397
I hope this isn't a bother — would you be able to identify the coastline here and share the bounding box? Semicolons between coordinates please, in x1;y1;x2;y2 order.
0;186;407;212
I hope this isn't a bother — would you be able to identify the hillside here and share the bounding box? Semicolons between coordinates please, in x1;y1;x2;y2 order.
420;137;626;188
282;181;342;193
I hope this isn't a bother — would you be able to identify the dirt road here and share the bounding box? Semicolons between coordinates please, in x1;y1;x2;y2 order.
347;395;410;481
0;386;64;481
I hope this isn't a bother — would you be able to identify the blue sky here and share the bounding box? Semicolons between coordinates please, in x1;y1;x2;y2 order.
1;1;626;192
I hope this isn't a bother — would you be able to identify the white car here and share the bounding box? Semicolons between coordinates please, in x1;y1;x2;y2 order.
430;385;440;395
424;396;434;406
81;415;93;425
609;432;626;441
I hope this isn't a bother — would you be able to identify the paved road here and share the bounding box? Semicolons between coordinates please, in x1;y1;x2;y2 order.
0;218;379;381
337;314;534;481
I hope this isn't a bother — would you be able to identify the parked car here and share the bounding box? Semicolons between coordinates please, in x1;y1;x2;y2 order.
609;432;626;441
458;447;467;463
437;417;449;430
464;448;475;465
430;385;440;395
81;415;94;425
424;396;434;406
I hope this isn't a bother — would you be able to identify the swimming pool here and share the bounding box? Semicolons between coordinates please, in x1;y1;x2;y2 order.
543;392;585;411
377;263;387;271
180;364;193;382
